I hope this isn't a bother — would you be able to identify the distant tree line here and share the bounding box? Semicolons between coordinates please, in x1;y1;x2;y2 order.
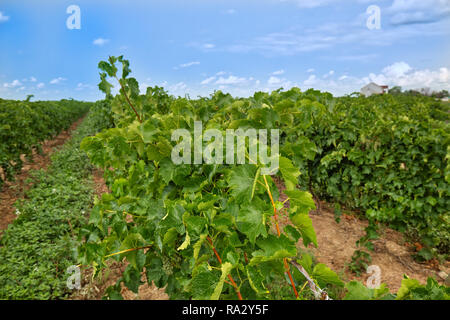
388;86;449;99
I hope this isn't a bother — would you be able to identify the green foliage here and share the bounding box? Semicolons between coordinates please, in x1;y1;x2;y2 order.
0;104;112;299
348;250;372;276
348;224;378;274
344;276;449;300
78;56;449;300
344;281;394;300
226;87;449;261
0;98;91;188
396;276;450;300
78;57;327;300
295;93;450;258
84;100;115;133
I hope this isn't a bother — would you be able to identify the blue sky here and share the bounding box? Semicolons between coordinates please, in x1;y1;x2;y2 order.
0;0;449;101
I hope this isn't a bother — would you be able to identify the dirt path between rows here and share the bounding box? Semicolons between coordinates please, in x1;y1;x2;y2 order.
0;117;85;236
274;177;449;293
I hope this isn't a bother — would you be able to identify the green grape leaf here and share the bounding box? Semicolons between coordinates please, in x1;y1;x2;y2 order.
236;205;267;244
246;265;270;296
250;234;296;265
210;262;233;300
227;165;258;203
285;189;316;214
312;263;344;287
290;212;317;248
191;267;220;300
98;60;117;77
193;234;207;263
177;231;190;251
344;281;392;300
279;157;300;191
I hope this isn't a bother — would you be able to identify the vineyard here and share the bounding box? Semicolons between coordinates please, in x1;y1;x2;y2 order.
0;98;91;188
0;56;449;301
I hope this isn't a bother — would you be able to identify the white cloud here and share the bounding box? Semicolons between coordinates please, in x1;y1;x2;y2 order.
323;70;335;78
216;75;248;85
201;76;216;85
307;68;315;73
219;5;449;57
0;11;9;23
279;0;448;11
93;38;109;46
175;61;200;70
187;42;216;51
3;80;22;88
300;62;450;96
167;82;188;96
131;61;450;99
390;0;446;11
303;75;317;86
367;63;450;90
277;0;450;27
22;76;37;83
268;76;282;85
267;76;293;88
171;82;187;90
229;19;448;55
36;82;45;89
49;77;67;84
114;61;450;100
272;69;285;75
138;80;187;96
216;71;227;76
387;0;450;25
332;54;378;62
76;83;93;91
382;62;412;78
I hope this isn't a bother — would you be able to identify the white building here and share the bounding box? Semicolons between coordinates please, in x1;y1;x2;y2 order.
361;82;388;97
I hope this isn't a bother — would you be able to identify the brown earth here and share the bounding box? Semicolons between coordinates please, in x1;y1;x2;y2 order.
0;117;85;236
70;259;169;300
273;176;449;293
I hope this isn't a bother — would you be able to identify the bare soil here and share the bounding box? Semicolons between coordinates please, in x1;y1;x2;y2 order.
70;260;169;300
0;117;85;236
273;176;449;293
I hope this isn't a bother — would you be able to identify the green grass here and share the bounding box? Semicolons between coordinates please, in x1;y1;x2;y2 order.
0;110;104;300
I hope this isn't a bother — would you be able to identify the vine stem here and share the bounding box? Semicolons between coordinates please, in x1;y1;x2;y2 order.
115;76;142;123
206;236;243;300
262;175;281;235
262;175;299;299
290;260;331;300
104;245;153;258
